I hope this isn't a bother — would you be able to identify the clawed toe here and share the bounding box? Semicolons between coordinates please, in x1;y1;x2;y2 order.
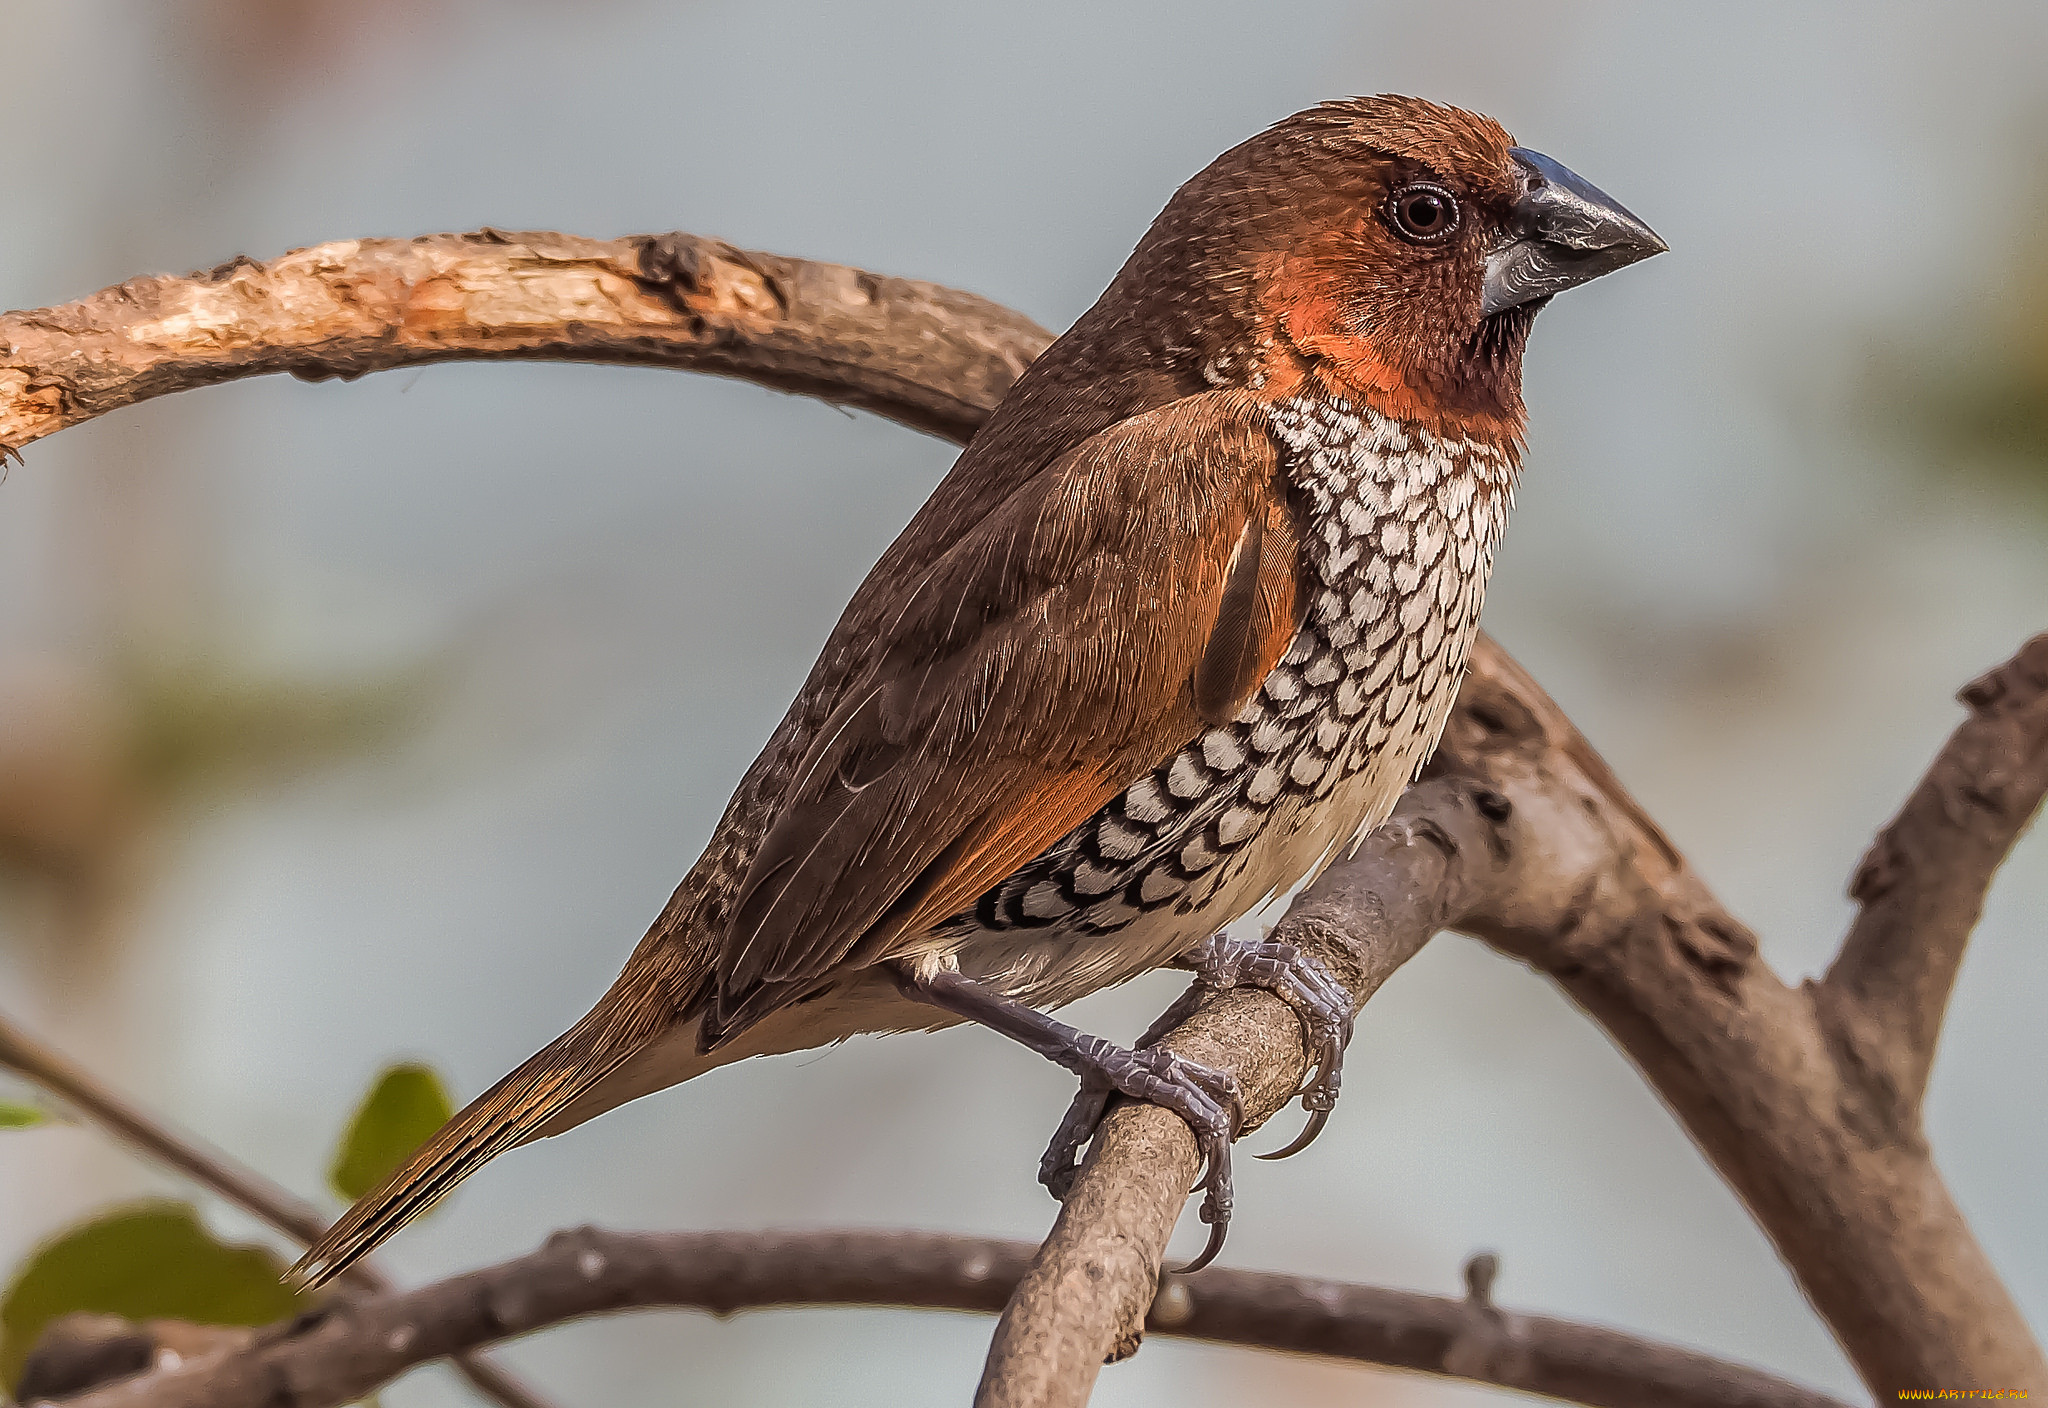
1263;1004;1348;1159
900;961;1259;1271
1176;1204;1231;1275
1039;1043;1245;1267
1179;931;1354;1161
1040;1074;1114;1199
1175;1088;1238;1272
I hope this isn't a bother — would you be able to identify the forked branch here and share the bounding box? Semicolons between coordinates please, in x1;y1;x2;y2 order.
995;630;2047;1405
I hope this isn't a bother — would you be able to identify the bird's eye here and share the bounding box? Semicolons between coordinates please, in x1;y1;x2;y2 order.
1386;184;1460;243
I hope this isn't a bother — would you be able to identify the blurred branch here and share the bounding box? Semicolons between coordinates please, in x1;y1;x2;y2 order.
42;1228;1857;1408
19;1316;252;1404
0;1012;558;1408
5;234;2043;1402
0;230;1047;454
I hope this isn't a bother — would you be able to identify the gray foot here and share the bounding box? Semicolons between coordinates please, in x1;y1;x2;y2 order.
1038;984;1204;1201
1041;1037;1243;1273
1178;931;1354;1160
1039;928;1355;1242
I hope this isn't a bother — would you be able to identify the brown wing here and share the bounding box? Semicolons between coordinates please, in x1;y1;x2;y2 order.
709;390;1302;1037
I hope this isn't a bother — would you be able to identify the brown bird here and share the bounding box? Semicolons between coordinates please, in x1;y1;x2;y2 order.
297;94;1662;1284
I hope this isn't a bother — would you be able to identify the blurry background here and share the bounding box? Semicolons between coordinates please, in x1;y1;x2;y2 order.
1;2;2044;1404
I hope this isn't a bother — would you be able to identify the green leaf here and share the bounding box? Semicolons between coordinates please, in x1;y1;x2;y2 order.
0;1100;51;1130
0;1201;305;1392
328;1063;455;1203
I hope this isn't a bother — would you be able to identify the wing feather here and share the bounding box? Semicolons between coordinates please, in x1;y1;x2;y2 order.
710;390;1303;1037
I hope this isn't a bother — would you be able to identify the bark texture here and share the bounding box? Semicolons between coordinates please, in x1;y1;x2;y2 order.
0;230;1047;454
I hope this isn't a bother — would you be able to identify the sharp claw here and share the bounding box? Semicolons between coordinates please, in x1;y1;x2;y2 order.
1256;1105;1330;1161
1172;1216;1229;1275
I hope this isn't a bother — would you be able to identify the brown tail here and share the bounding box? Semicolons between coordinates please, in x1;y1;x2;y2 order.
291;997;661;1290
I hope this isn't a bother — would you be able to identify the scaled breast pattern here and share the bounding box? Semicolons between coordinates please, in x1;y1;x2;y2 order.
945;396;1516;1005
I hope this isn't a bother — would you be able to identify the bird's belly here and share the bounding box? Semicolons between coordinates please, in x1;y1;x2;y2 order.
946;765;1406;1010
940;614;1477;1008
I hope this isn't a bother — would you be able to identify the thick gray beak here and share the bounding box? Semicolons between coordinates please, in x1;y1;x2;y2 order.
1480;147;1667;317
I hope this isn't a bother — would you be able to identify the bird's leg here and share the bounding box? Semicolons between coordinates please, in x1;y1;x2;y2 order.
1039;930;1354;1203
891;958;1243;1273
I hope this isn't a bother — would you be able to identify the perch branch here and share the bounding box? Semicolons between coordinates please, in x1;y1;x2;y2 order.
0;1012;558;1408
976;775;1481;1403
1451;638;2048;1399
43;1228;1856;1408
5;234;2042;1401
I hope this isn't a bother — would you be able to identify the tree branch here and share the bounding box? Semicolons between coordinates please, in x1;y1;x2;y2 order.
0;1012;558;1408
5;232;2041;1402
39;1228;1856;1408
0;230;1050;455
1823;636;2048;1107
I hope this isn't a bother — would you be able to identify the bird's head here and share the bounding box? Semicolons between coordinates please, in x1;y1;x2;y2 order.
1115;94;1666;447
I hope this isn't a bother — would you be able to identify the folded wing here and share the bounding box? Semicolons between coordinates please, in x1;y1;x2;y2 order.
710;390;1304;1037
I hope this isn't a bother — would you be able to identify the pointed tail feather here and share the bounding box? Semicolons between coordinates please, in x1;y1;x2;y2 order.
291;1005;655;1290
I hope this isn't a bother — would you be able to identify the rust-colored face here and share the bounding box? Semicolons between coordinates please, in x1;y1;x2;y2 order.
1250;98;1526;433
1121;95;1663;445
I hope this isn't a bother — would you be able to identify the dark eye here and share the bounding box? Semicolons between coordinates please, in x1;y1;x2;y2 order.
1386;183;1460;243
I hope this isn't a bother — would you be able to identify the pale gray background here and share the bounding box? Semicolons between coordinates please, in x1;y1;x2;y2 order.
1;2;2043;1404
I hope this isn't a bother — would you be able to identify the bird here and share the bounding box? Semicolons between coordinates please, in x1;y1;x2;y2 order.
296;94;1663;1286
